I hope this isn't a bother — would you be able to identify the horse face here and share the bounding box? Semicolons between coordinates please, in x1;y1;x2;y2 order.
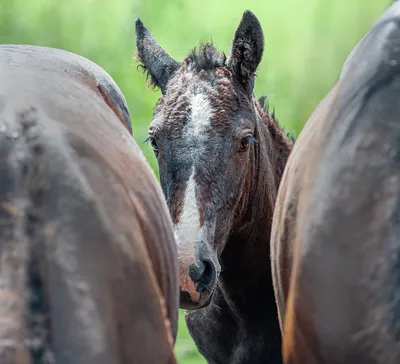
136;10;264;308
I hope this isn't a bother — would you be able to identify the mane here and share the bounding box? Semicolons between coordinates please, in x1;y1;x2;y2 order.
257;95;296;143
186;42;227;72
253;95;295;191
229;93;294;289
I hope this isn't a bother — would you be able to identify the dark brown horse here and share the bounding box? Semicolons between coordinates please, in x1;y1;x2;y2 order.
135;11;293;363
0;45;178;364
271;2;400;363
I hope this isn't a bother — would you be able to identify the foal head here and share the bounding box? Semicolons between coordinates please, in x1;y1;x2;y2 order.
136;11;267;309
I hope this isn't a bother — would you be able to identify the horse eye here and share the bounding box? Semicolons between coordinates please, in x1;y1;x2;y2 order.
238;135;256;152
144;136;159;152
239;138;250;152
150;138;159;152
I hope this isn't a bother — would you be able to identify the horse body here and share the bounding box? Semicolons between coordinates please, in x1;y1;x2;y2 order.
0;45;178;364
135;12;293;363
270;82;340;332
271;2;400;363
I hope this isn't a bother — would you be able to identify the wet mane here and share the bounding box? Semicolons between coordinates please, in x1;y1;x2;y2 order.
257;95;296;143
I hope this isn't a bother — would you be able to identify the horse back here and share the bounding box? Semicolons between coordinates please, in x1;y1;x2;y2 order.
272;3;400;363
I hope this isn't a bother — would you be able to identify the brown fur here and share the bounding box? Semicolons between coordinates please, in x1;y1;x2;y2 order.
0;44;179;364
271;2;400;362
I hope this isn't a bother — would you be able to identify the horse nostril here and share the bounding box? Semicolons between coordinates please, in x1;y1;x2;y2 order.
188;259;216;293
189;262;205;283
198;259;216;292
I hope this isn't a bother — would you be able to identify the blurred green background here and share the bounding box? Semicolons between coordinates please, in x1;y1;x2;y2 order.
0;0;390;362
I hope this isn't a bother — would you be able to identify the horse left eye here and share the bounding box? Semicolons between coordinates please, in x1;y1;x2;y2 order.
239;138;250;152
238;136;254;152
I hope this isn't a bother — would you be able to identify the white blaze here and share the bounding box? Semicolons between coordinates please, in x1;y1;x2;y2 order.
173;92;213;246
174;168;199;247
190;93;214;138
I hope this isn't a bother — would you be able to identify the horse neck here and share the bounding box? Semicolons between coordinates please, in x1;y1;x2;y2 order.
219;97;293;320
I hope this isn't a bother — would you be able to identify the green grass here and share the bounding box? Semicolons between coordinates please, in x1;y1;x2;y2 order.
175;311;205;363
0;0;390;362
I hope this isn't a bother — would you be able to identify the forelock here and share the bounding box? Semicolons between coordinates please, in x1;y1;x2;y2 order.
185;42;227;72
151;43;250;134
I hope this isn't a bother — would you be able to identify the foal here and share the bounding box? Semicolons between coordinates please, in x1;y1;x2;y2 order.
136;11;293;363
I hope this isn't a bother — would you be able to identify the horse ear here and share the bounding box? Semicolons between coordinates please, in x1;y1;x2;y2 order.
135;18;180;94
227;10;264;95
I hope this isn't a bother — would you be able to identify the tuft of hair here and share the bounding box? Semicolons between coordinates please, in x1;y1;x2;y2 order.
258;95;296;143
186;42;227;72
258;95;272;115
133;51;160;91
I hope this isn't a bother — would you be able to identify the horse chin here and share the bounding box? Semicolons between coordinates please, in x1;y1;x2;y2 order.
179;286;216;310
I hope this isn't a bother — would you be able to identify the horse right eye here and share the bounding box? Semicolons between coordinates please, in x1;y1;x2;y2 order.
238;135;257;153
145;136;159;153
239;137;250;152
